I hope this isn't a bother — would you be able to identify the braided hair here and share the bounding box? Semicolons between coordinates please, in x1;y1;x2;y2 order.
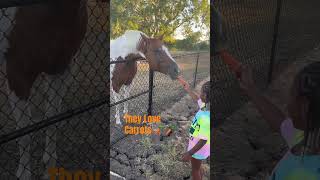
201;81;210;111
296;62;320;154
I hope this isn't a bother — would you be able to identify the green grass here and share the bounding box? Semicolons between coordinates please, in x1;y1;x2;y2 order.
140;136;153;150
149;141;190;179
168;123;177;131
150;144;179;174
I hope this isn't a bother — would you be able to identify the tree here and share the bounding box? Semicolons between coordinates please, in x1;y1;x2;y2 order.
110;0;210;43
197;40;209;50
173;31;204;51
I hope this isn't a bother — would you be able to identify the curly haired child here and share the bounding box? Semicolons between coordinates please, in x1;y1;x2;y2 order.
178;77;210;180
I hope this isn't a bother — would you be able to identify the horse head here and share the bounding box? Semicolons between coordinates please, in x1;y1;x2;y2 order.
137;33;181;80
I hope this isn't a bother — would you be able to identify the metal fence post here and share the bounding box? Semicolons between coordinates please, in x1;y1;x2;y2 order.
193;52;200;88
268;0;282;84
148;70;154;116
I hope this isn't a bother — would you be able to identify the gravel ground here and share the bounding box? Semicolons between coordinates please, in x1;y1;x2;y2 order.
110;77;211;180
109;51;210;179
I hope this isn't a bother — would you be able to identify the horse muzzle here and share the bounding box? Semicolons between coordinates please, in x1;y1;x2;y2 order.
168;62;181;80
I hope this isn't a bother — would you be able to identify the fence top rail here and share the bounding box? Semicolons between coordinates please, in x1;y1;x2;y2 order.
109;51;209;65
172;51;208;58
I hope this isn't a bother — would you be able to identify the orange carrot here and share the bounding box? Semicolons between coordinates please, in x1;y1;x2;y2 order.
219;50;242;78
177;76;188;86
165;128;172;136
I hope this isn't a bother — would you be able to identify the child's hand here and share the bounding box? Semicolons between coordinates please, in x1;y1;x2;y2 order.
177;76;190;90
181;152;192;162
182;83;190;91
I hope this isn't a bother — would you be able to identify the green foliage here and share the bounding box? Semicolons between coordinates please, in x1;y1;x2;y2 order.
174;38;209;51
168;123;177;131
197;40;210;50
110;0;210;45
175;39;193;51
170;47;178;52
158;123;166;131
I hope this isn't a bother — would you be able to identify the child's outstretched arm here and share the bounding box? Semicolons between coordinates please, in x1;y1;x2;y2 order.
177;76;199;102
238;65;286;132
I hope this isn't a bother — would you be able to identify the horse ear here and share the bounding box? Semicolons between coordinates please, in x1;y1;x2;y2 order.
140;33;148;41
158;34;164;40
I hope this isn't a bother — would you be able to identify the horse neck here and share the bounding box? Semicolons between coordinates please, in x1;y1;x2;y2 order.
111;35;142;60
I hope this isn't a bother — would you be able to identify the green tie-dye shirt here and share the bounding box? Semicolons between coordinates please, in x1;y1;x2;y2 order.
187;99;210;160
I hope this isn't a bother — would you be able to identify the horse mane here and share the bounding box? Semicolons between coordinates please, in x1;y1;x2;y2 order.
110;30;149;93
110;30;148;60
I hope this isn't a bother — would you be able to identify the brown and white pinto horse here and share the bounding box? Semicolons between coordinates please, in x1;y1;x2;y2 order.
110;30;181;124
0;0;89;179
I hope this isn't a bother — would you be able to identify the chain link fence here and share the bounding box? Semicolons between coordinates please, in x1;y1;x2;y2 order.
213;0;320;126
0;1;108;179
152;52;210;115
273;0;320;74
110;59;152;146
110;51;210;146
109;51;209;178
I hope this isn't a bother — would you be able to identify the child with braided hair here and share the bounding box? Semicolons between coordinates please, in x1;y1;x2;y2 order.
178;77;210;180
238;62;320;179
213;3;320;179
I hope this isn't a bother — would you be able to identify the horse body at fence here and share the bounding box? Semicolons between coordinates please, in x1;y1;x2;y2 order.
0;1;88;179
110;30;181;124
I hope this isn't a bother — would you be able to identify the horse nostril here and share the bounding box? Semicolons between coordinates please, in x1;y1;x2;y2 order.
174;68;179;74
176;66;181;72
171;63;180;75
